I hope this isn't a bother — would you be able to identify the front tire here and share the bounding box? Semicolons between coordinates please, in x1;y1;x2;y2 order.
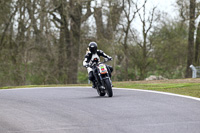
104;78;113;97
97;89;106;96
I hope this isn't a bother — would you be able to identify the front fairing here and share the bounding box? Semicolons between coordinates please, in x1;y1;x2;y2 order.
97;63;108;74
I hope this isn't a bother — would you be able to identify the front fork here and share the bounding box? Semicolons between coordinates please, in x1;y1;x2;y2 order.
93;66;111;89
97;70;110;88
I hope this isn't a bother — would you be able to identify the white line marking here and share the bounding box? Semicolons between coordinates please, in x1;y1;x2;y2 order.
114;87;200;101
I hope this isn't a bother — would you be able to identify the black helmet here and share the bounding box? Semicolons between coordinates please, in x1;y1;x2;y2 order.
88;42;97;54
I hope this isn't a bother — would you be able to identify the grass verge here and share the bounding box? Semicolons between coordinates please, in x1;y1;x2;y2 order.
114;82;200;98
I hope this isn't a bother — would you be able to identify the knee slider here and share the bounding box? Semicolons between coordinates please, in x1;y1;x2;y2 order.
88;72;94;81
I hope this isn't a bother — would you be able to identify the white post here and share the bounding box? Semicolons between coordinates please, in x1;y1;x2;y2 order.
190;65;197;78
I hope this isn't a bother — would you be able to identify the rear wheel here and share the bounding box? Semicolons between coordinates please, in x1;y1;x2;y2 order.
104;78;113;97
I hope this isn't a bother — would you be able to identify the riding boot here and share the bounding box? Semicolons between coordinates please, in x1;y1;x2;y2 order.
91;80;96;88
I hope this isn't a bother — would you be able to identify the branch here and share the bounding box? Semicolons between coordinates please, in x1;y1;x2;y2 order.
119;22;126;32
122;0;131;21
116;31;124;45
146;6;156;34
180;5;187;21
49;11;63;25
50;19;62;29
81;1;93;22
130;29;143;49
135;0;147;23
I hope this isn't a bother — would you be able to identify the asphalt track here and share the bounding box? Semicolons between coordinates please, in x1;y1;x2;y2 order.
0;87;200;133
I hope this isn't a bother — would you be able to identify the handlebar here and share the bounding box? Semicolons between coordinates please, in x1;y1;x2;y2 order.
84;58;112;68
103;58;112;63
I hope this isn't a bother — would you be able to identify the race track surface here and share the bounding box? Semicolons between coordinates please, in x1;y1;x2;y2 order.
0;87;200;133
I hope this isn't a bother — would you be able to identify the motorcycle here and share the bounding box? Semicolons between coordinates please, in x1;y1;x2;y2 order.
90;58;113;97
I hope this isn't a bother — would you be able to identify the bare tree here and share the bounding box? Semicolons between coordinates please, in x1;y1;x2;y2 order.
176;0;190;21
118;0;142;80
135;0;156;79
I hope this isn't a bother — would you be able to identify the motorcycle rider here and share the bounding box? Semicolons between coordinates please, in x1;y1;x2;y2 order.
83;42;113;89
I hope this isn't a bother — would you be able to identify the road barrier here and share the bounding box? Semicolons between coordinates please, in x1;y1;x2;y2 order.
190;65;200;78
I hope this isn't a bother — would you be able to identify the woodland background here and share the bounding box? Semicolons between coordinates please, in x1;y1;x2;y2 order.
0;0;199;86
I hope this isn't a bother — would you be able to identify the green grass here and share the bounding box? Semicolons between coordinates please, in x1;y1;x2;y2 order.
114;82;200;98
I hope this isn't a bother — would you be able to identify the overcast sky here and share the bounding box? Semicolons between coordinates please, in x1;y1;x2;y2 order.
149;0;177;17
136;0;177;19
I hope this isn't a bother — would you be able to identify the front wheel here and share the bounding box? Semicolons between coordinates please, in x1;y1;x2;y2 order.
104;78;113;97
97;88;106;96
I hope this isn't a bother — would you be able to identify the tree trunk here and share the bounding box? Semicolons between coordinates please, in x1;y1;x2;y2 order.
94;7;105;40
185;0;196;78
57;2;68;84
123;23;130;81
58;25;66;83
66;0;82;84
195;21;200;65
